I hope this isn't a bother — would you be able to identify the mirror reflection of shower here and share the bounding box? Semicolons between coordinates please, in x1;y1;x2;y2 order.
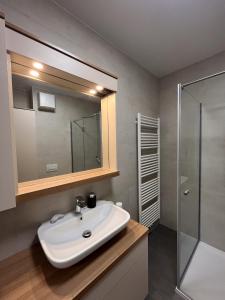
71;112;102;172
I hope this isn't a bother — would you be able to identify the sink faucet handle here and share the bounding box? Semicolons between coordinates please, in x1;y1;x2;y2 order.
75;195;86;208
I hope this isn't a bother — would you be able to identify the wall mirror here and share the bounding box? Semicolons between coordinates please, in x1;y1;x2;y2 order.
8;48;117;198
11;53;109;182
0;21;118;210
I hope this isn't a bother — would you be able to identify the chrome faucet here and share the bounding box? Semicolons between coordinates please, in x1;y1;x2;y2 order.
75;195;86;220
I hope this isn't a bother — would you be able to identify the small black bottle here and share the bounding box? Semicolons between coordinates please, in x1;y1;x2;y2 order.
87;192;96;208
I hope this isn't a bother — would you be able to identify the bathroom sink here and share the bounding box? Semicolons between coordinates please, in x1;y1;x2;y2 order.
38;201;130;268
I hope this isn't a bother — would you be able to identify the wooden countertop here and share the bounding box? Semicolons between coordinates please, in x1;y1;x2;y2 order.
0;220;149;300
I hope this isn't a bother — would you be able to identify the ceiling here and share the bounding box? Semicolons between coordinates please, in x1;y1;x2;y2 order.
54;0;225;77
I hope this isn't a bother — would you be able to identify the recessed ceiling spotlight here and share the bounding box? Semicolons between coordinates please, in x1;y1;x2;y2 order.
33;62;44;70
96;85;104;91
30;70;39;77
90;89;97;95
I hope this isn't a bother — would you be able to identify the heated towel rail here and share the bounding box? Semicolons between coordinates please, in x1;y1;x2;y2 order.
137;113;160;228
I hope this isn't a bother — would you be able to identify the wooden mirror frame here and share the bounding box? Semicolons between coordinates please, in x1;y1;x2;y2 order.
16;92;118;200
0;18;119;209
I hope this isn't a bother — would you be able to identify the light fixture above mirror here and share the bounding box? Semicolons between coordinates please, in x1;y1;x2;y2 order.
33;61;44;70
10;53;111;98
29;69;39;77
96;85;104;91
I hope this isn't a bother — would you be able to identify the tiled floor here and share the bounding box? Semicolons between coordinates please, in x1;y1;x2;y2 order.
148;224;184;300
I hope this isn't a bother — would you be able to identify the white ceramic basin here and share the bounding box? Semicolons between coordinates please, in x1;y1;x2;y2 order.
38;201;130;268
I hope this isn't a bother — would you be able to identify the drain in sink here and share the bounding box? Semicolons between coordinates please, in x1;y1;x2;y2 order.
82;230;92;238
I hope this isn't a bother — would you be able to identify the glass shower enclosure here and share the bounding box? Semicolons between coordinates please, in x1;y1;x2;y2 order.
177;71;225;300
71;112;101;172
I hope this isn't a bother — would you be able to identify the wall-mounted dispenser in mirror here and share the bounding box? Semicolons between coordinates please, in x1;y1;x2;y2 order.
0;18;118;210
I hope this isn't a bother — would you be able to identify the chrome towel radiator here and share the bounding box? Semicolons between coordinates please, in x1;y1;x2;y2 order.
137;113;160;228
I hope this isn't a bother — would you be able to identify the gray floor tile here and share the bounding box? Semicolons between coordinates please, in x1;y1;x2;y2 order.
148;225;183;300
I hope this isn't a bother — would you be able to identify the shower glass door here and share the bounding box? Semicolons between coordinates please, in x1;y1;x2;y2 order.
83;113;101;170
71;113;101;172
177;85;201;285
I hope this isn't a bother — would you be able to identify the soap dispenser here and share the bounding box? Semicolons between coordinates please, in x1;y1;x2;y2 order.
87;192;96;208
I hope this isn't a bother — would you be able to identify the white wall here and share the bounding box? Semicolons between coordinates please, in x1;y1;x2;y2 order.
0;0;159;260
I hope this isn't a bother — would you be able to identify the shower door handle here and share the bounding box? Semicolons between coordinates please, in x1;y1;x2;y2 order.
183;189;190;196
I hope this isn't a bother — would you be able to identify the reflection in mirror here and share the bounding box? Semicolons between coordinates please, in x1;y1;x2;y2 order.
11;54;109;183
